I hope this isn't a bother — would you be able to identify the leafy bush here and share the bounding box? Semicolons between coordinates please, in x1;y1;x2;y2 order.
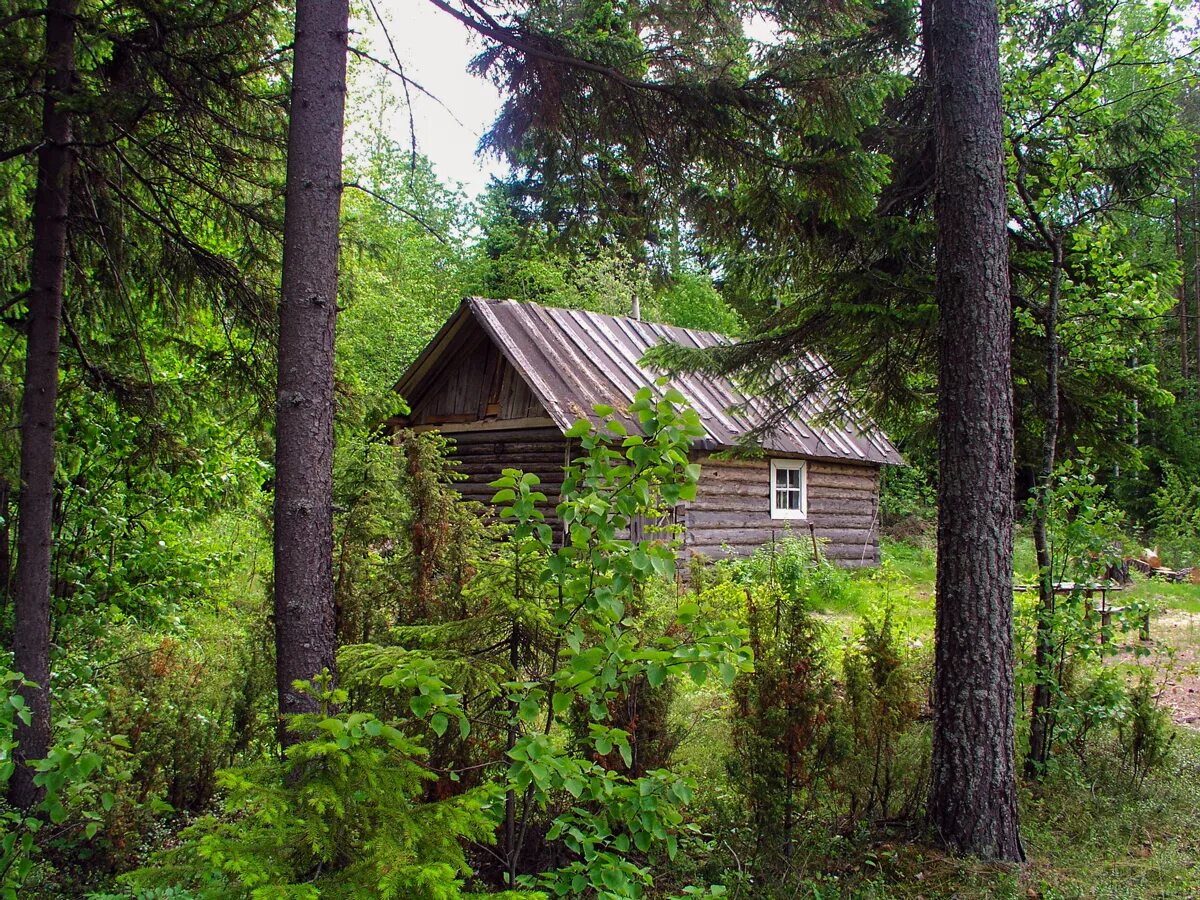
728;538;858;612
2;670;127;900
1017;462;1153;778
95;617;274;871
1117;671;1174;790
485;388;748;898
879;463;935;531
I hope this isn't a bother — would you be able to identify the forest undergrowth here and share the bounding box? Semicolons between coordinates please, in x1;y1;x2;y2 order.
5;427;1197;899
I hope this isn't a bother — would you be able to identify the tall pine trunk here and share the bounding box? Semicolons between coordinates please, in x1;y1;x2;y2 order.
9;0;76;811
273;0;348;745
926;0;1023;860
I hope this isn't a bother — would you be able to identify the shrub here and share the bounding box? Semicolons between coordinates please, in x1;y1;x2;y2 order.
726;586;835;871
879;463;935;530
1117;671;1174;790
831;606;927;825
120;676;511;900
730;538;858;612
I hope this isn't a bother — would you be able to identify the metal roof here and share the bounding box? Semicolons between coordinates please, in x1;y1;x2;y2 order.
399;297;903;466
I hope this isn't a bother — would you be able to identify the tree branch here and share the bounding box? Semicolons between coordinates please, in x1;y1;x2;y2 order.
422;0;685;98
0;9;49;32
0;141;42;164
343;181;450;244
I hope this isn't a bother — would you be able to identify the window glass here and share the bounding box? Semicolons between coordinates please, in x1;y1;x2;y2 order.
770;461;806;517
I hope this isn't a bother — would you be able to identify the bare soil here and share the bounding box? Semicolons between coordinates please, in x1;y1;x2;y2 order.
1126;611;1200;730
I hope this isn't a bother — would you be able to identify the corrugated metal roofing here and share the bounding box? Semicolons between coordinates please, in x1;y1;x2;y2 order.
401;297;903;466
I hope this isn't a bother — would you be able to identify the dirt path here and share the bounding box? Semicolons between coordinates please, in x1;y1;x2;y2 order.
1138;611;1200;730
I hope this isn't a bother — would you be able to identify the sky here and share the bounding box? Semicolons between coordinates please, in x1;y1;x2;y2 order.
355;0;507;198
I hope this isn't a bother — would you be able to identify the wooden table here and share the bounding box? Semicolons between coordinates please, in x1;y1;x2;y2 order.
1014;582;1146;643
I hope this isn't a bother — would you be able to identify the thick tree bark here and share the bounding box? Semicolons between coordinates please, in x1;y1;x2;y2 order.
9;0;76;811
273;0;348;746
0;478;11;609
926;0;1023;860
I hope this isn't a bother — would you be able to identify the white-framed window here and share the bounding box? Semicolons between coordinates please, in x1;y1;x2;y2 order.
770;459;807;519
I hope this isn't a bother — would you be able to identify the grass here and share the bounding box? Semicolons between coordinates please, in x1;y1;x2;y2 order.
1127;579;1200;616
815;730;1200;899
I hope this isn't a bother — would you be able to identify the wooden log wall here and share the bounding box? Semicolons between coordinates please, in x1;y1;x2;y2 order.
439;434;882;568
682;454;881;567
444;427;571;536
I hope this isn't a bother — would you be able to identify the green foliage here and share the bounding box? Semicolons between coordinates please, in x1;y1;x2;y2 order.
332;428;489;642
1;670;131;899
491;387;750;897
879;463;935;530
1016;462;1173;779
1150;465;1200;566
727;537;859;612
45;359;267;635
338;146;475;408
726;586;834;870
95;614;274;869
1;516;273;896
697;569;930;893
832;606;927;824
1020;461;1128;587
122;675;509;900
1117;671;1174;790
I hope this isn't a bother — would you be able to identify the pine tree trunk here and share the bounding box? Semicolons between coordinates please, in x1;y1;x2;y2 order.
9;0;76;812
0;478;11;608
273;0;348;745
926;0;1024;861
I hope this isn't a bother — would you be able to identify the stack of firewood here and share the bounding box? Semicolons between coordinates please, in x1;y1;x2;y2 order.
1126;547;1199;584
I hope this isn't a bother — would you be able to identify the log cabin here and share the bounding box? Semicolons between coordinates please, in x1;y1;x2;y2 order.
392;298;903;567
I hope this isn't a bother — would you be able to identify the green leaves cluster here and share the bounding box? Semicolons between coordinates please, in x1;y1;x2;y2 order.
488;386;749;898
2;670;128;899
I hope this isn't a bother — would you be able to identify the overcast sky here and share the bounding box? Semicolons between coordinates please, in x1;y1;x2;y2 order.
354;0;507;198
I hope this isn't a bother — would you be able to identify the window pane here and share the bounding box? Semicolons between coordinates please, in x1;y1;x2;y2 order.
772;463;805;515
